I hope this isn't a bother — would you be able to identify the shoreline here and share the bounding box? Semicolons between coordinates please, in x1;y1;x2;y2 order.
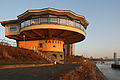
59;60;108;80
96;66;108;80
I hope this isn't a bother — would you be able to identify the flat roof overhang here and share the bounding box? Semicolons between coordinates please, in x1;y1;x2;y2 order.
6;24;86;44
0;20;18;27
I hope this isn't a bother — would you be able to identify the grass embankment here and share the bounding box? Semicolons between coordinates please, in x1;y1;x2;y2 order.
60;56;107;80
0;44;50;66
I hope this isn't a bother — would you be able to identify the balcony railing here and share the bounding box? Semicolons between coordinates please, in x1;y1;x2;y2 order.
21;17;86;32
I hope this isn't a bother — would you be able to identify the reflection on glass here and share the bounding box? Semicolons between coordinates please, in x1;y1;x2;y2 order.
68;20;75;26
20;16;85;32
31;18;39;24
48;18;58;24
76;22;81;28
81;26;85;31
9;25;18;32
24;20;30;26
40;18;48;23
21;22;24;28
60;18;67;25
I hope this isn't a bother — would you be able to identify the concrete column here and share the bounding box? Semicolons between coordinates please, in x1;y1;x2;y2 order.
64;45;68;56
16;40;19;47
67;44;71;56
64;44;75;56
71;44;75;56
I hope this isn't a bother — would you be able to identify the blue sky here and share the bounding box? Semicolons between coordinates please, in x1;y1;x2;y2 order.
0;0;120;58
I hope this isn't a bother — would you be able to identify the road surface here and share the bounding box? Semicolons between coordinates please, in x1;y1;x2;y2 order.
0;63;80;80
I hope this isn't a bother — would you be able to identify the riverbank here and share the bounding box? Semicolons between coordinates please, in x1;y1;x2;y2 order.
59;59;107;80
97;63;120;80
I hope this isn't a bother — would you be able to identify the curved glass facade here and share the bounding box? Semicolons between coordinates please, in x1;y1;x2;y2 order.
20;15;86;32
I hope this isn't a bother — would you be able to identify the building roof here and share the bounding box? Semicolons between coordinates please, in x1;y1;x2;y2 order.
0;20;18;26
0;8;89;29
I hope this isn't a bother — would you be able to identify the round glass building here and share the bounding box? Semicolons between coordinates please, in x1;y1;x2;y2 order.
1;8;89;61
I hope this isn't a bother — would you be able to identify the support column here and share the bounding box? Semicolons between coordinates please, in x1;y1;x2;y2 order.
71;44;75;56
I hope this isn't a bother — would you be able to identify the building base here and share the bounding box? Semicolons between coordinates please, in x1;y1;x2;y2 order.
42;51;64;62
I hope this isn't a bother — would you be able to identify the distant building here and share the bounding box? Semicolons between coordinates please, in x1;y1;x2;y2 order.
114;52;119;64
1;8;89;61
64;44;75;56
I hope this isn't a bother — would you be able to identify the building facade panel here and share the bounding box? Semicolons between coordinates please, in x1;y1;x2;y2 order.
19;40;64;52
5;24;20;36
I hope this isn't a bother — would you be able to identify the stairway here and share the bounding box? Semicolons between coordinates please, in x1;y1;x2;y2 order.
34;50;64;64
34;50;55;64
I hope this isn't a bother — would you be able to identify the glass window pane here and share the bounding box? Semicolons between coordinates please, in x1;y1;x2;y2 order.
75;22;81;28
21;22;24;28
24;20;30;26
81;25;85;31
68;20;75;26
24;21;27;26
40;18;48;23
75;20;80;23
60;18;67;25
9;25;18;32
39;43;42;48
49;18;58;24
26;20;30;26
31;18;39;25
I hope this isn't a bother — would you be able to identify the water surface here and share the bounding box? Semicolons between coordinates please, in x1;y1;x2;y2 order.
97;62;120;80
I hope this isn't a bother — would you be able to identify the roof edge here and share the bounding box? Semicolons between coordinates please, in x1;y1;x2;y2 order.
0;19;18;27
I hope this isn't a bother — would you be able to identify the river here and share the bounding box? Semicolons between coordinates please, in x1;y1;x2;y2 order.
97;62;120;80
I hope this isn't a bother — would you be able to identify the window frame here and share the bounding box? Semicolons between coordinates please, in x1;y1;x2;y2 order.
9;25;18;32
39;43;43;48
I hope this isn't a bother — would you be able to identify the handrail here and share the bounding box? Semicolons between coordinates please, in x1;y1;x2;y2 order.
20;17;86;32
34;50;64;64
34;50;55;63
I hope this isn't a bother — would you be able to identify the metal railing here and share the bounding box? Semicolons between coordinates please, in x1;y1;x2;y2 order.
34;50;55;64
20;17;86;32
34;50;64;64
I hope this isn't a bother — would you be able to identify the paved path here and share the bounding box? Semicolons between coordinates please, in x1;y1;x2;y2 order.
0;63;80;80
